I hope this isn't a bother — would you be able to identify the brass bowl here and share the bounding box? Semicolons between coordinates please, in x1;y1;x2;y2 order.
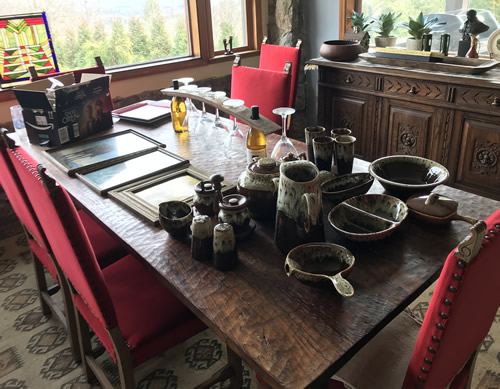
320;40;361;62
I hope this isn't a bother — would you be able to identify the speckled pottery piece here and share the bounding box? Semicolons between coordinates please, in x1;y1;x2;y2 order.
304;126;326;162
328;194;408;242
191;215;213;261
334;135;356;176
331;128;352;138
193;180;218;216
237;157;280;219
312;136;334;172
158;201;193;238
213;223;238;271
321;173;374;209
369;155;449;199
285;242;355;297
218;194;251;234
274;160;325;253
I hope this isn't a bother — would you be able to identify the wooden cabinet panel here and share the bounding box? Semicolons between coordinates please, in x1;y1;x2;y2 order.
455;87;500;111
320;69;377;93
455;114;500;199
383;77;448;102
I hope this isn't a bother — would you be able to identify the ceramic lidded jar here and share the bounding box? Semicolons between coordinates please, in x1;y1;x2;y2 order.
193;180;218;216
218;194;251;234
237;157;280;219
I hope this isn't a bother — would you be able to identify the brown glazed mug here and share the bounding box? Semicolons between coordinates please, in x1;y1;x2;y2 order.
273;160;325;253
334;135;356;176
331;128;352;139
312;135;334;172
304;126;326;163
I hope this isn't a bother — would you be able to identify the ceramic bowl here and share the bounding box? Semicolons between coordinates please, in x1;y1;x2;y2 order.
321;173;374;206
328;194;408;242
320;40;361;62
369;155;449;199
285;242;355;297
158;201;193;238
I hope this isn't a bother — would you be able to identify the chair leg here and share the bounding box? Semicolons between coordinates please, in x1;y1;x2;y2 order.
76;311;98;384
32;252;51;315
109;327;136;389
227;345;243;389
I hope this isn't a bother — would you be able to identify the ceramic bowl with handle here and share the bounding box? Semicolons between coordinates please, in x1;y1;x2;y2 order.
285;242;355;297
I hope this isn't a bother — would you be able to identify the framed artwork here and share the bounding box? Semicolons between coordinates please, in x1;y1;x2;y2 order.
109;166;235;225
76;149;189;195
45;129;165;176
0;12;59;87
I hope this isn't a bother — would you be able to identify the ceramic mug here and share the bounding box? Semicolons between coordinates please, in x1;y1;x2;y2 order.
273;160;325;253
334;135;356;176
304;126;326;163
312;135;334;172
331;128;352;139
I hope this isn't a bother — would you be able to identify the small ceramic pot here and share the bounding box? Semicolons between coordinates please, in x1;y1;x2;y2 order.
312;136;334;172
218;194;251;234
237;157;280;219
406;38;423;51
213;223;238;271
375;36;397;48
304;126;326;162
193;180;218;216
191;215;213;261
334;135;356;176
158;201;193;238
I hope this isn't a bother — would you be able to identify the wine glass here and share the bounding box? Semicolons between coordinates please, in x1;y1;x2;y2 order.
178;77;200;118
271;107;297;160
222;99;245;160
206;91;229;138
180;84;199;133
196;87;213;130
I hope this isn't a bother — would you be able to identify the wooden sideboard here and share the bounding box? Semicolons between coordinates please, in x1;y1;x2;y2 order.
308;57;500;201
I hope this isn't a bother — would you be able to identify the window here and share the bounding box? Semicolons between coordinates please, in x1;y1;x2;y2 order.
2;0;260;74
343;0;499;55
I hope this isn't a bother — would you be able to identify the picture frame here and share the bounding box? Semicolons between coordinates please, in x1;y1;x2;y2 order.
76;149;189;195
44;129;165;176
109;166;235;225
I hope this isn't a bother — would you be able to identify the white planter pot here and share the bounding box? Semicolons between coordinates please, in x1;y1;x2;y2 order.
406;38;422;51
375;36;397;48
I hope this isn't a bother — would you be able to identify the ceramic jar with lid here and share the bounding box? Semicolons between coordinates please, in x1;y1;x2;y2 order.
193;180;218;216
237;157;280;219
218;194;251;234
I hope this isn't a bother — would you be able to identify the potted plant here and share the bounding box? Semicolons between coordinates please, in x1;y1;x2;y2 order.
400;12;445;51
374;12;401;48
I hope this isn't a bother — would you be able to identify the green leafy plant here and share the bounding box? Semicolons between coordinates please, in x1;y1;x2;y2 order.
399;12;446;40
375;12;401;37
350;10;374;31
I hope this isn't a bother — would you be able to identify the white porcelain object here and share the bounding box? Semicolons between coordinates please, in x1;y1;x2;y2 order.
487;28;500;59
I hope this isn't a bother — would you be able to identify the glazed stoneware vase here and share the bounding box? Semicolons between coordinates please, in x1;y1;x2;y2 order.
274;160;325;253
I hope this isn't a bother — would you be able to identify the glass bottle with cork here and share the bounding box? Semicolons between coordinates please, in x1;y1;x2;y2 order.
245;105;267;163
171;79;188;133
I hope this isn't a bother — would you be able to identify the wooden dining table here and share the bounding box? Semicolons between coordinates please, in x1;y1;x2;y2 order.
11;118;500;388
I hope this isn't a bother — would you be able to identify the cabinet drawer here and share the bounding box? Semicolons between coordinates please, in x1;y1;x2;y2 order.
383;77;448;102
320;69;377;92
455;87;500;111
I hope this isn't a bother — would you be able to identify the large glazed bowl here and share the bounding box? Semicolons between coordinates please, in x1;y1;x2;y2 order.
320;40;361;62
328;194;408;242
369;155;449;199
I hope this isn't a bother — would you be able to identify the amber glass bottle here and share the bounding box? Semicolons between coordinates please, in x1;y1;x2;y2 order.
245;106;267;163
171;79;188;133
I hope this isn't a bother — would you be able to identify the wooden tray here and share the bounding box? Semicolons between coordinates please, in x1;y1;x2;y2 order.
359;53;500;75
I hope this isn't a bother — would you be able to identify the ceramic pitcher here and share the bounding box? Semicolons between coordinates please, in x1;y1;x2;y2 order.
273;160;325;253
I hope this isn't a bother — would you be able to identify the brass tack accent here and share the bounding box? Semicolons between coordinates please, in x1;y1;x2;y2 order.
418;376;426;382
424;357;432;364
457;260;466;268
436;323;445;330
443;298;452;306
428;346;436;354
432;335;440;342
448;285;457;293
490;230;497;235
453;273;462;281
495;224;500;228
484;235;492;240
421;367;429;374
439;312;448;320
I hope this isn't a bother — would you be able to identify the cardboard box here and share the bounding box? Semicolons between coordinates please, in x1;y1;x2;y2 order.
14;73;113;146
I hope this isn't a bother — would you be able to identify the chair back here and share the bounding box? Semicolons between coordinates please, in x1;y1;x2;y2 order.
231;58;291;125
403;209;500;388
0;130;49;252
30;56;105;83
7;145;118;331
259;40;302;108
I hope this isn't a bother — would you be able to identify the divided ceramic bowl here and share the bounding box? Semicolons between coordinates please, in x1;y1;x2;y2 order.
321;173;374;206
369;155;449;199
328;194;408;242
285;242;355;297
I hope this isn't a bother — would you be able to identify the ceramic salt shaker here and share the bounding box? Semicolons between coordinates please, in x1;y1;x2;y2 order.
191;215;213;261
213;223;238;271
218;194;251;234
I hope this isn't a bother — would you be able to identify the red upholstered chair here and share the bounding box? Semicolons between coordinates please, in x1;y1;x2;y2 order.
259;37;302;108
29;56;106;83
9;147;207;388
329;210;500;389
231;56;291;125
0;129;127;362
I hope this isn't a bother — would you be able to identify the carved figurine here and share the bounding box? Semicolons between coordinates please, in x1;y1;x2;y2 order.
224;36;234;55
457;9;490;57
223;38;228;54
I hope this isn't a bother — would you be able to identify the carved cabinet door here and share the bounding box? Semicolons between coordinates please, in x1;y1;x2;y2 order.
454;112;500;199
382;99;443;159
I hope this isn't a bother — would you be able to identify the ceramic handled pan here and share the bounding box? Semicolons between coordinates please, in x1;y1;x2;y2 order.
406;193;478;224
